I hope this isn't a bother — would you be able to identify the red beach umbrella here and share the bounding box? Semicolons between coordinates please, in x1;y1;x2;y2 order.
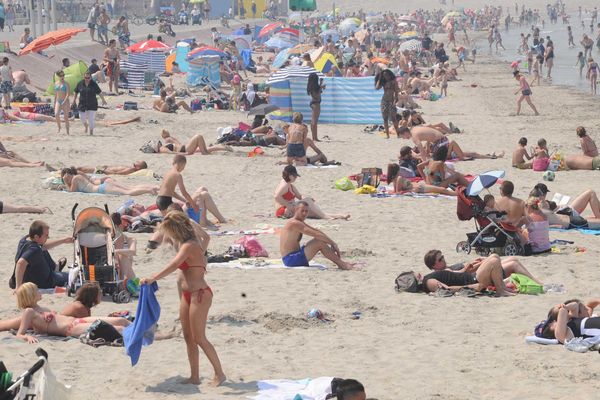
19;28;86;56
126;39;171;53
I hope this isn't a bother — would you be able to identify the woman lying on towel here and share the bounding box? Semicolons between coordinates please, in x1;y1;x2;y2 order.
386;163;457;196
60;167;159;196
539;299;600;343
0;283;130;343
159;130;232;155
274;165;350;220
0;106;63;122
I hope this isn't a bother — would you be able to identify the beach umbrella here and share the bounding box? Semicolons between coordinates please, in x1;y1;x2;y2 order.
466;170;506;197
266;65;323;85
265;36;296;49
248;104;279;116
398;15;417;22
320;29;340;42
258;22;284;38
342;17;362;26
232;37;251;50
289;43;313;55
279;28;300;37
19;27;86;56
399;39;422;52
272;48;291;69
126;39;171;53
187;46;228;60
400;31;418;40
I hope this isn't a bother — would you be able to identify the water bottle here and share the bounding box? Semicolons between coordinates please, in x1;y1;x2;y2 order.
543;283;566;294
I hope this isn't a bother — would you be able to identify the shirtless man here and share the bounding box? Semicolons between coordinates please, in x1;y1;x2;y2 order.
155;155;198;215
280;201;357;270
495;181;526;229
565;154;600;170
512;137;533;168
65;161;148;175
397;126;464;161
103;39;120;94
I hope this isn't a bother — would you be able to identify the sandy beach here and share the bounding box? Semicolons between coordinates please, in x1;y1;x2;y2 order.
2;1;600;399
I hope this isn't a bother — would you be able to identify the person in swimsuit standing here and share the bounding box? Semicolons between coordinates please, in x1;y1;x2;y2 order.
375;69;400;139
103;39;120;94
544;40;554;79
307;73;325;142
586;57;599;95
141;211;226;386
156;155;199;215
513;70;539;116
53;70;71;134
274;165;350;219
286;112;308;165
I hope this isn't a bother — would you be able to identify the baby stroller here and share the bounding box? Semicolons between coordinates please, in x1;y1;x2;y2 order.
67;203;130;303
0;348;69;400
455;186;524;256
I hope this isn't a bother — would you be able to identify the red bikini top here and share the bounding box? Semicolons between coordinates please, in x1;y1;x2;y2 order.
178;261;206;272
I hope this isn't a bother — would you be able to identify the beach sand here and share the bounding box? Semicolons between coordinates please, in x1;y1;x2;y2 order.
1;1;600;399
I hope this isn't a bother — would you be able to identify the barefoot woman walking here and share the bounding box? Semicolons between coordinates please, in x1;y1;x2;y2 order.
141;211;226;386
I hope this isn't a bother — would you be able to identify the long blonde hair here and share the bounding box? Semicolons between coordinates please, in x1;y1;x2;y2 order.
16;282;39;309
159;211;195;244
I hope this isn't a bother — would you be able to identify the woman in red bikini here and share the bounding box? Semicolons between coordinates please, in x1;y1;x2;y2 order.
274;165;350;220
0;282;130;343
141;211;226;386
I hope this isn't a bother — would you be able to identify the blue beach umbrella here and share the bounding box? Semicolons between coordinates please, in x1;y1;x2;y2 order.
466;170;505;196
272;48;291;69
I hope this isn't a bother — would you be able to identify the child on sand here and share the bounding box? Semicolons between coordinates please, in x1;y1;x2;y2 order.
532;138;550;171
512;137;533;168
439;69;448;97
577;126;599;157
155;155;199;215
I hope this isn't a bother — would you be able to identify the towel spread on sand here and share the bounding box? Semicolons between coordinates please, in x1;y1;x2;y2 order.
208;228;278;236
248;376;334;400
370;192;455;199
525;336;559;345
209;258;326;270
123;282;160;366
550;227;600;236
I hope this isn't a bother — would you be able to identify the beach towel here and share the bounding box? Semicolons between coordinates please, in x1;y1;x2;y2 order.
123;282;160;366
549;227;600;236
209;258;326;270
248;376;334;400
208;228;278;236
525;336;559;345
369;192;455;199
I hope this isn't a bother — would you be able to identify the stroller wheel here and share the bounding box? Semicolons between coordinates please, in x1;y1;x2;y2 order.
503;243;520;256
118;290;131;304
456;241;472;254
112;292;119;303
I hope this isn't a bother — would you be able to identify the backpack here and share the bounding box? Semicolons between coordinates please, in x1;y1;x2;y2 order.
395;271;419;293
80;320;123;347
357;168;382;188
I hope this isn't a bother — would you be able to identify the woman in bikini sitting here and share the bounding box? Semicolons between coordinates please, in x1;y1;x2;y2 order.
386;163;457;196
159;130;232;155
60;167;159;196
417;146;468;188
286;112;308;165
60;282;102;318
141;211;226;386
274;165;350;220
0;282;130;343
53;70;71;134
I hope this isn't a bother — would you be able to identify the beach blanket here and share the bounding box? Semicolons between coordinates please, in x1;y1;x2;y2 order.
4;329;74;342
208;228;278;236
550;227;600;236
248;376;334;400
299;164;340;169
123;282;160;366
209;258;326;270
369;192;455;199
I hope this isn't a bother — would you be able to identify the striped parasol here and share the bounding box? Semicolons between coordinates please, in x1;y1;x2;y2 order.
265;66;323;85
399;39;422;52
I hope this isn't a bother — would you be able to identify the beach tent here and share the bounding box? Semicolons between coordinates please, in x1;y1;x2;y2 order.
187;55;221;87
129;52;167;73
46;61;87;95
119;60;146;89
175;41;190;72
269;77;382;124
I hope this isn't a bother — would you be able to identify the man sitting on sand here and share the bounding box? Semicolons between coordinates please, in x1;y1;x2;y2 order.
47;160;148;175
156;154;199;215
417;254;515;296
153;89;194;114
280;201;358;269
423;249;542;285
12;220;73;289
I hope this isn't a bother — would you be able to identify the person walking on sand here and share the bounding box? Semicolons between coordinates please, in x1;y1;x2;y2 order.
103;39;120;94
375;69;400;139
141;211;226;386
0;57;14;109
72;71;107;135
53;70;71;134
155;155;199;215
513;71;539;115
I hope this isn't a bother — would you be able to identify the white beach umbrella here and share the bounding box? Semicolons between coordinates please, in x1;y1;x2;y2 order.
399;39;422;52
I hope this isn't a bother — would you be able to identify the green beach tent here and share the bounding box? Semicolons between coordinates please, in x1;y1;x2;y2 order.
46;60;88;95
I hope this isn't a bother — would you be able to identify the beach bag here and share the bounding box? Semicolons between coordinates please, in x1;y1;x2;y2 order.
395;271;419;293
80;319;123;347
234;236;268;258
354;184;377;194
123;101;138;111
335;177;355;191
140;140;161;154
356;168;382;188
510;273;543;295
